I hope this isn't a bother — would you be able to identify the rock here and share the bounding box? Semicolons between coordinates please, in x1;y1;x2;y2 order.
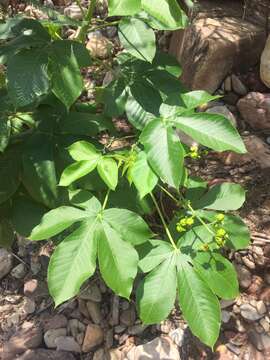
55;336;81;353
105;328;114;349
249;330;270;351
104;26;118;39
3;321;42;356
224;76;232;92
93;348;106;360
242;256;256;270
43;315;68;331
260;35;270;88
11;263;27;279
68;319;85;338
64;4;86;20
240;303;263;321
260;318;270;332
247;275;264;296
21;298;36;315
220;299;235;309
235;264;252;289
109;349;122;360
206;104;237;127
221;310;232;323
169;328;185;347
86;300;102;324
120;307;136;327
169;2;266;93
82;324;104;352
256;301;267;315
0;248;13;279
128;324;147;336
79;283;102;302
16;349;76;360
231;74;248;96
24;279;48;299
44;328;67;349
237;92;270;130
126;336;180;360
86;33;113;59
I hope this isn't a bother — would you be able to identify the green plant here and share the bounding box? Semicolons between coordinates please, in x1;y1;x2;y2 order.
0;0;250;349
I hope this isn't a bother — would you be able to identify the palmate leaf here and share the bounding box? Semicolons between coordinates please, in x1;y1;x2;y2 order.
119;17;156;63
97;157;118;190
140;119;185;188
137;246;222;348
29;193;151;305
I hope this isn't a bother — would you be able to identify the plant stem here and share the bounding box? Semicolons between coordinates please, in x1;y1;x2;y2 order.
76;0;97;43
150;192;178;251
158;185;180;204
102;189;110;210
75;0;86;17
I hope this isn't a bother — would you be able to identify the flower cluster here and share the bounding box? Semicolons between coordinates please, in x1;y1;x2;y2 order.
176;216;194;233
214;213;228;247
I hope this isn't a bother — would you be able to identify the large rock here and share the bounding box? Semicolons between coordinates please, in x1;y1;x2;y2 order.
126;336;180;360
260;35;270;88
82;324;104;352
237;92;270;130
169;1;266;93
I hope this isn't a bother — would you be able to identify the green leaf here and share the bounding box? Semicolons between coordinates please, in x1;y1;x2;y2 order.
172;112;246;153
101;78;128;117
0;148;21;205
130;151;158;198
138;240;174;272
0;218;14;248
146;69;183;96
223;214;250;250
137;252;177;323
50;40;92;68
194;183;246;211
58;112;113;136
12;196;47;238
22;133;58;208
97;157;118;190
7;49;49;107
103;208;152;245
125;95;155;130
177;260;221;348
59;160;99;187
49;41;83;108
0;117;10;152
67;141;100;161
130;79;162;115
141;0;188;30
152;52;182;77
119;18;156;62
108;0;141;16
185;176;208;203
180;91;220;109
97;221;138;299
29;206;88;240
194;252;239;299
48;219;98;306
140;119;185;188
